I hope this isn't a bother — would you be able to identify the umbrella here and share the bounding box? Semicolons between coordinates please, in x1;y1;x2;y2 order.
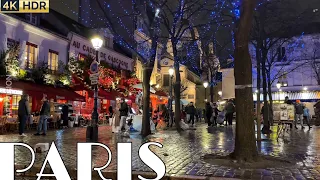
132;83;156;93
172;99;189;105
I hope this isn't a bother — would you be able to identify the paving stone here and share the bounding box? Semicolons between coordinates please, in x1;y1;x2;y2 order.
2;124;320;179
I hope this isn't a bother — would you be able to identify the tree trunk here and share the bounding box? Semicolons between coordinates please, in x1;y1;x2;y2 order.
231;0;258;162
210;72;214;102
256;45;261;141
141;66;153;137
261;50;270;134
172;42;182;131
267;70;273;126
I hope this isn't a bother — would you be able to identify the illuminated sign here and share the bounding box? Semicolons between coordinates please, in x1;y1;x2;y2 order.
0;0;49;13
0;88;23;95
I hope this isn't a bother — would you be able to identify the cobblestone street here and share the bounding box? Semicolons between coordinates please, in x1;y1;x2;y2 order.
3;123;320;179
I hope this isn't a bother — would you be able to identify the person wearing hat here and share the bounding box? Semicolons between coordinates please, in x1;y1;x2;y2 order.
295;100;304;129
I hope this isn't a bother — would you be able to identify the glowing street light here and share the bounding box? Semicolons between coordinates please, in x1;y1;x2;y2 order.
203;82;208;88
91;37;103;50
276;82;282;89
169;68;174;76
203;81;208;102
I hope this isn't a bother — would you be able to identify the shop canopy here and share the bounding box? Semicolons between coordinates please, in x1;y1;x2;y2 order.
72;75;119;100
0;79;85;102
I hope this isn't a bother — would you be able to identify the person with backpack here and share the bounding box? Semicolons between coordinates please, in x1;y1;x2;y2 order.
18;94;31;137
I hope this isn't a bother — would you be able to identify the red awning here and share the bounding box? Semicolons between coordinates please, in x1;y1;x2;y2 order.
0;79;85;102
71;75;118;100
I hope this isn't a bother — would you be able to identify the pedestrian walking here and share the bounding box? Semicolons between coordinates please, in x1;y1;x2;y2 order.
295;100;304;129
119;98;129;136
224;100;235;126
205;102;213;127
187;102;196;127
35;94;50;136
211;102;220;126
111;101;121;133
18;94;30;137
185;104;190;123
303;104;312;130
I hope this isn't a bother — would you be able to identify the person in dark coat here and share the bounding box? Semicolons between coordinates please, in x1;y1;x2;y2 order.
187;102;196;127
119;98;129;136
108;105;113;117
18;94;30;136
61;103;69;127
224;100;235;126
205;102;213;127
35;94;50;136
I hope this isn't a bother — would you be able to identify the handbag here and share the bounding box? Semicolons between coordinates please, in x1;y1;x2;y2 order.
29;115;33;125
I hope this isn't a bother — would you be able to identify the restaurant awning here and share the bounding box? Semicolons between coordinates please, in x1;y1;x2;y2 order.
253;91;320;101
71;75;119;100
0;79;85;102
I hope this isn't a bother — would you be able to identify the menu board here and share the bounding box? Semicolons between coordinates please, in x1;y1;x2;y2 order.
273;103;295;121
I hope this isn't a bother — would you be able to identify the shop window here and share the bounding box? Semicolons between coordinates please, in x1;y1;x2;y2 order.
7;38;19;49
25;14;38;25
11;95;21;110
78;53;86;61
48;50;59;72
163;74;170;86
25;42;38;69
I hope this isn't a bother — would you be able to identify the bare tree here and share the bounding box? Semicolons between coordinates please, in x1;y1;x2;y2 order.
308;42;320;85
251;0;318;133
95;0;164;136
201;42;220;102
152;0;221;130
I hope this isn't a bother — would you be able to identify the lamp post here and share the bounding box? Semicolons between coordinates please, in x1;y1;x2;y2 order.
168;67;174;127
276;82;282;102
86;36;103;141
203;82;208;102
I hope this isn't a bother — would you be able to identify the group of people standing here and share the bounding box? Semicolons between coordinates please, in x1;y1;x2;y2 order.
205;99;235;127
110;98;131;136
18;94;51;137
284;97;312;130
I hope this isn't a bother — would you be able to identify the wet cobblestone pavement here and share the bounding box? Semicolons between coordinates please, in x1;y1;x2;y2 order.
3;123;320;179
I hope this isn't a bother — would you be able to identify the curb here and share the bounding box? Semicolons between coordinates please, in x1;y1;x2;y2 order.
16;165;240;180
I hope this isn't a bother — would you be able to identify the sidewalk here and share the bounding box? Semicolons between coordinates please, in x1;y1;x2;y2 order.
3;123;320;179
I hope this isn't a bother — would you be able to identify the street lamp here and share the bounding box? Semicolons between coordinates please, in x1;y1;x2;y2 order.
203;82;208;102
87;36;103;141
276;82;282;102
168;67;174;127
276;82;282;89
